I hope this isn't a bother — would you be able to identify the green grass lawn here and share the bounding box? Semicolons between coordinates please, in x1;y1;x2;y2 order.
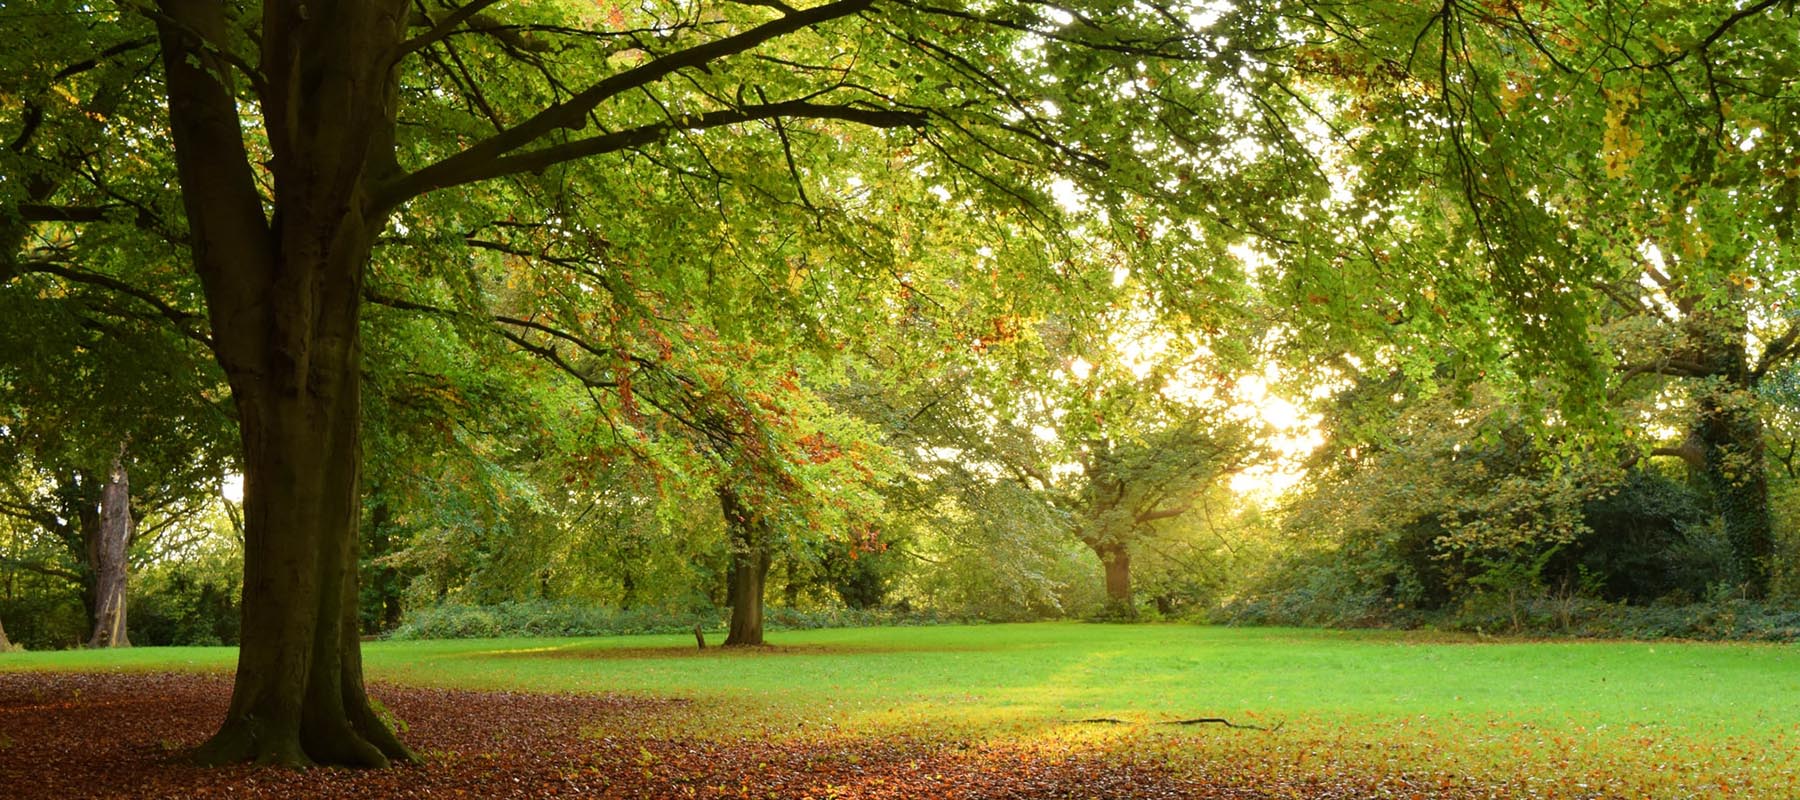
6;623;1798;795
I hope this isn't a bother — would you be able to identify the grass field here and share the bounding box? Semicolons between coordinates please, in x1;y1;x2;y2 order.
6;623;1798;796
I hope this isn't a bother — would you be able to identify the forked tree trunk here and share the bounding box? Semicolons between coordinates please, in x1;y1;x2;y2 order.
88;443;133;648
157;0;414;767
720;488;771;646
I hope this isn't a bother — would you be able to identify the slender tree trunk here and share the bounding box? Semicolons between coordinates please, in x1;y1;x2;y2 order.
620;564;637;609
88;443;133;648
720;488;771;646
361;499;405;634
69;479;102;633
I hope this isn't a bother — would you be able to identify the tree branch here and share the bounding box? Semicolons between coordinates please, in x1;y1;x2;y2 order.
390;0;509;63
376;0;877;208
153;0;275;343
0;556;83;585
1646;0;1786;69
376;99;920;210
1133;503;1193;525
1752;323;1800;384
1613;359;1713;380
16;262;211;345
1651;438;1705;470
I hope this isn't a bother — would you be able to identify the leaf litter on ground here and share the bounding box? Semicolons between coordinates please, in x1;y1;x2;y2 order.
0;671;1778;798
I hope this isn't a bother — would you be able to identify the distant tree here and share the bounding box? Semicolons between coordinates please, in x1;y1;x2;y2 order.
0;279;230;649
869;288;1262;618
87;442;133;647
1290;0;1800;594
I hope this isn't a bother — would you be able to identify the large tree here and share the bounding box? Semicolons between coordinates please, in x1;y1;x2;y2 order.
8;0;1340;766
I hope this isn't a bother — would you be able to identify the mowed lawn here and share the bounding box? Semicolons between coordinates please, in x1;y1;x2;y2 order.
6;623;1799;795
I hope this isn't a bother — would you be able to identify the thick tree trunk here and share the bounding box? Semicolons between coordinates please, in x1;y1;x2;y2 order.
0;615;11;652
726;549;771;646
1697;387;1772;596
1095;543;1135;618
720;488;771;646
88;444;133;648
157;0;414;768
192;287;410;767
1683;309;1773;598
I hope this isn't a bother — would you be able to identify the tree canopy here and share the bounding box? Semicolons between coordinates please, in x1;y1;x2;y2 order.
4;0;1800;773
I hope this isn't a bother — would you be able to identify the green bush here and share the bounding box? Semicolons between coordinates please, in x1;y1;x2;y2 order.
129;571;240;647
388;600;972;640
0;589;87;650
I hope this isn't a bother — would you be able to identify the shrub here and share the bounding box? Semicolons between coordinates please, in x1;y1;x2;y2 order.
388;600;972;640
129;571;240;647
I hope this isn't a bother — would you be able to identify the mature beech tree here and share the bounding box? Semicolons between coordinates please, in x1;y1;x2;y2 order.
5;0;1345;767
3;0;1788;768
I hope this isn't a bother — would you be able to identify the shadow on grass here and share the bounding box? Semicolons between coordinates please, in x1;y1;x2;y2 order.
473;642;1000;661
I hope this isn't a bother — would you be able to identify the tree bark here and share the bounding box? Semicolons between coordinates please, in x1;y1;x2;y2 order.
720;487;771;646
190;263;410;767
0;614;11;652
156;0;415;768
1095;543;1135;618
1682;308;1774;598
88;443;132;648
1696;386;1772;596
73;489;100;635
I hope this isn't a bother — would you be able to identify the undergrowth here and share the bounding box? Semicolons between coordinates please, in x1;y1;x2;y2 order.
389;601;973;640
